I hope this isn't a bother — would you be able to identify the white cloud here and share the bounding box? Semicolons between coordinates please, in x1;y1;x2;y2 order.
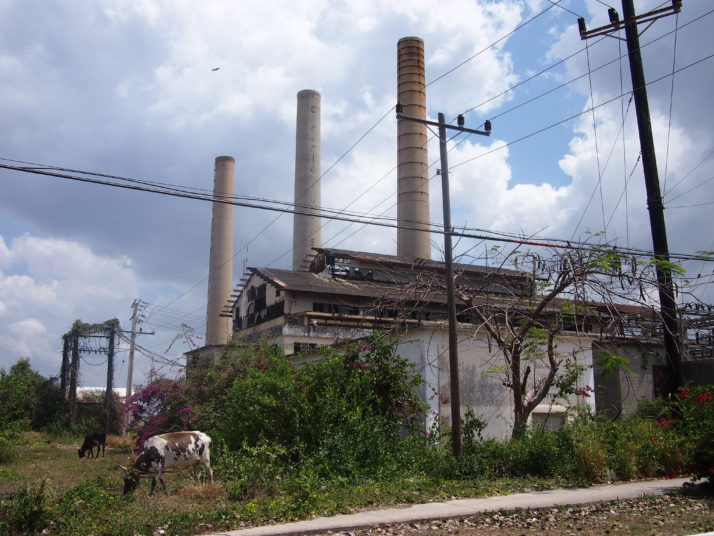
1;0;711;386
0;234;141;384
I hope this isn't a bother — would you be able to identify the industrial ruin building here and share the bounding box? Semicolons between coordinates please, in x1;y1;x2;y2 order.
188;36;714;439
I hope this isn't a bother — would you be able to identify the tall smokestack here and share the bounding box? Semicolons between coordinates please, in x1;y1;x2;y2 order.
292;89;322;270
397;37;431;259
205;156;234;346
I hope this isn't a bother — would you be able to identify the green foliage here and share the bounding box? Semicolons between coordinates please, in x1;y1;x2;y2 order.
639;385;714;484
219;346;306;452
218;334;426;479
0;437;15;464
551;361;590;401
585;247;625;273
461;408;487;450
214;440;290;500
567;412;688;482
597;351;634;376
499;427;576;478
0;480;52;535
640;257;687;276
0;358;64;434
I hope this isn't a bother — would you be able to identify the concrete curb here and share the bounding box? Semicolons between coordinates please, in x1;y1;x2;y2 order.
201;477;690;536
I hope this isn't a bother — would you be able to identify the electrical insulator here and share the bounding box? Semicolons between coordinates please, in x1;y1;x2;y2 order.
484;120;492;132
395;102;403;115
457;114;464;127
578;17;587;36
608;8;619;24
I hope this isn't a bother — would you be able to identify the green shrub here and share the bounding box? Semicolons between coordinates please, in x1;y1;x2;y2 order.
0;436;15;464
573;437;607;481
61;477;120;509
215;441;290;500
642;385;714;483
219;334;426;480
499;427;575;478
0;480;52;535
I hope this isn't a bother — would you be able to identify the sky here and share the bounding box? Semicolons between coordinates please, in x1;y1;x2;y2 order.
1;0;712;388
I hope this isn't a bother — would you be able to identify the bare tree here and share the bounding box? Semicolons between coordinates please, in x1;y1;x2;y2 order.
378;244;694;440
454;246;684;439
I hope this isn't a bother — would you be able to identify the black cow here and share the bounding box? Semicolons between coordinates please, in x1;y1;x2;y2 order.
78;431;106;459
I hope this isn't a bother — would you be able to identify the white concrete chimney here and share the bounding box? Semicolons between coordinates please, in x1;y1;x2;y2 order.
292;89;322;270
205;156;234;346
397;37;431;259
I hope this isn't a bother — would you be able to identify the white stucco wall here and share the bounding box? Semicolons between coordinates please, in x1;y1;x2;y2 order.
397;325;595;440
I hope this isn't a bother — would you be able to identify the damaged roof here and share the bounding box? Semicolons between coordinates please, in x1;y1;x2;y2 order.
253;266;440;302
314;247;530;279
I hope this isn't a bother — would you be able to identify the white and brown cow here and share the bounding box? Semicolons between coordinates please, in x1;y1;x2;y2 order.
120;431;213;495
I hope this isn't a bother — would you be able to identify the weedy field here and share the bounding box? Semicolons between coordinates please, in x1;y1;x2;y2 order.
0;441;236;536
2;440;714;536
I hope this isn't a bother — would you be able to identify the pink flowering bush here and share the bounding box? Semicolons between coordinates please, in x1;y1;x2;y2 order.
123;378;194;449
123;350;247;449
643;384;714;484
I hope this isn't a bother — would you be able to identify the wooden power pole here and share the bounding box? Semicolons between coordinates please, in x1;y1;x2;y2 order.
396;103;491;456
578;0;683;396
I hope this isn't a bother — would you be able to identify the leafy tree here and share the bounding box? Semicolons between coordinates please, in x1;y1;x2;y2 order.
0;358;63;433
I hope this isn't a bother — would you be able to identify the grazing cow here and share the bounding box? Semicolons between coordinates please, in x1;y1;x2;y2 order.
120;431;213;495
78;432;106;459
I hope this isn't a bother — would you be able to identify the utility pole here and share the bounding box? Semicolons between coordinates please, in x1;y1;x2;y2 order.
104;321;116;435
68;329;80;428
578;0;683;396
122;299;152;437
397;103;491;456
125;300;140;399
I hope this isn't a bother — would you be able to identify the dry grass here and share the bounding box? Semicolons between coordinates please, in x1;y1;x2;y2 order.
177;481;226;500
106;434;134;449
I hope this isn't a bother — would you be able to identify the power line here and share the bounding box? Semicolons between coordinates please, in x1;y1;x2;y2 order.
5;157;712;262
474;9;709;129
460;36;608;117
666;176;714;205
662;9;680;194
450;52;714;171
187;1;703;280
546;0;584;19
233;1;565;270
426;0;561;88
584;40;608;235
663;148;714;200
267;6;578;266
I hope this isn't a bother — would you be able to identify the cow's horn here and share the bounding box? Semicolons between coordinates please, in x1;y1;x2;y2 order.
119;465;128;472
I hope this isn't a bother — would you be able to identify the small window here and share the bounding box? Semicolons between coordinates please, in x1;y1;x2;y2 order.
294;342;318;353
531;411;565;431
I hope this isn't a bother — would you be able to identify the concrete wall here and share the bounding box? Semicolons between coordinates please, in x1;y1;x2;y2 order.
593;342;665;417
397;326;595;440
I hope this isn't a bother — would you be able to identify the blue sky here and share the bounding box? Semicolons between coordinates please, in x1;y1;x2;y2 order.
0;0;712;386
